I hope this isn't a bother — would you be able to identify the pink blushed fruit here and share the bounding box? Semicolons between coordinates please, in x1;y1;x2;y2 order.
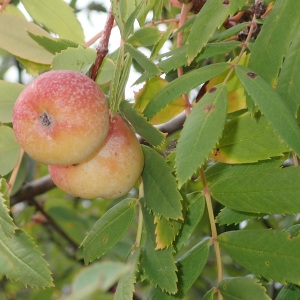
13;70;109;165
48;114;144;200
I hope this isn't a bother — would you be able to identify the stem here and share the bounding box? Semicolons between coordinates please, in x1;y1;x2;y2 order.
292;152;299;166
135;178;144;249
223;14;257;85
8;148;24;197
90;6;115;81
177;2;193;117
200;167;223;300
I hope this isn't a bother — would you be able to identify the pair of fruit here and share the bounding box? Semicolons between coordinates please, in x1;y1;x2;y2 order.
13;70;144;199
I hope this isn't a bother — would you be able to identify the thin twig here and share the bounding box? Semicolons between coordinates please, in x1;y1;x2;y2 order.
8;148;24;197
200;167;223;300
177;2;193;116
29;198;79;250
90;6;115;81
10;174;56;206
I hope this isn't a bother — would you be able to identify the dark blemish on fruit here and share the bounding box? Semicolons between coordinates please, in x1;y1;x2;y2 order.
72;163;79;167
208;87;217;93
203;103;216;113
214;148;220;156
223;0;229;5
247;72;258;79
40;112;52;127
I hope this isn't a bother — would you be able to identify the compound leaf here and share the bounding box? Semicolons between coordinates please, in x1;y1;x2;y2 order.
218;229;300;285
82;198;137;263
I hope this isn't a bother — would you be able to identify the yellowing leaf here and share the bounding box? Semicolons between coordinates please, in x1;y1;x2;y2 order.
154;215;182;250
134;77;185;124
204;53;249;113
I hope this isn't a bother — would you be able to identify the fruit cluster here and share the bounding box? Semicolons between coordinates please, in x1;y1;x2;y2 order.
13;70;144;199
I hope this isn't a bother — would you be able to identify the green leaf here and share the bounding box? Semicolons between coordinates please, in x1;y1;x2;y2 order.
150;239;210;299
0;178;18;237
216;207;264;226
219;277;271;300
0;125;20;176
210;165;300;214
128;27;162;47
276;284;300;300
82;198;137;263
205;157;285;186
235;64;300;157
176;84;228;187
154;215;182;250
21;0;84;44
0;228;53;287
151;22;176;58
247;1;300;86
143;62;230;120
114;247;141;300
141;146;182;220
109;47;124;112
276;28;300;114
212;112;290;164
125;43;161;82
136;0;155;26
0;81;24;123
111;0;123;36
186;0;246;64
96;57;116;85
115;54;133;110
203;288;216;300
119;100;165;148
175;192;206;251
62;261;129;300
28;32;78;54
0;13;53;64
218;229;300;285
158;42;240;74
52;46;96;73
123;2;143;40
141;203;178;294
134;76;185;125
